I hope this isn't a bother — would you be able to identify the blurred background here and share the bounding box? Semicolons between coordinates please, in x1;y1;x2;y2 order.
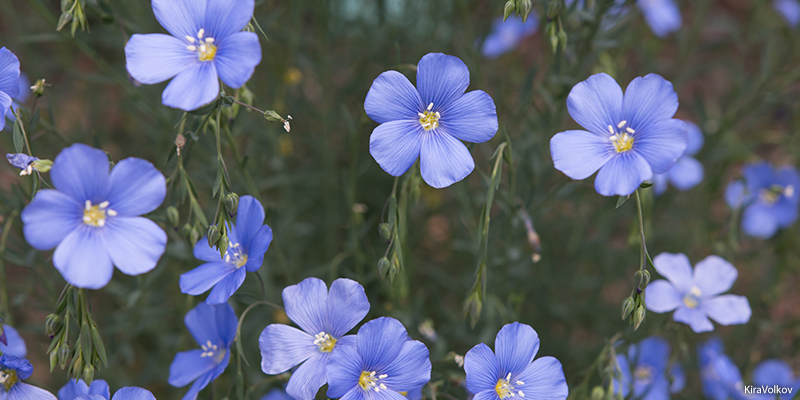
1;0;799;398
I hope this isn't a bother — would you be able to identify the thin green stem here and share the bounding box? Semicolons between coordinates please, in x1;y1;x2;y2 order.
232;99;265;114
635;189;648;271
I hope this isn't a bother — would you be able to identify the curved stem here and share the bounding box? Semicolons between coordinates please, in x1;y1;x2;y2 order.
635;189;648;271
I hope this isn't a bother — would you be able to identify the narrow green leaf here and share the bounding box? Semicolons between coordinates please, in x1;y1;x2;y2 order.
615;195;628;209
12;119;24;153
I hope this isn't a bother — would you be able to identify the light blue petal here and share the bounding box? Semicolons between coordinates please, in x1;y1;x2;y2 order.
752;360;794;387
636;337;669;374
0;92;11;131
180;370;214;400
742;162;774;193
652;173;668;195
102;217;166;276
593;152;652;196
204;0;254;39
50;144;110;204
180;262;236;296
742;203;780;238
338;387;368;400
169;350;217;388
637;375;669;400
645;280;682;313
464;343;500;395
550;130;614;180
632;118;687;174
673;307;714;333
214;32;261;89
693;255;737;298
21;189;81;251
774;0;800;27
637;0;681;38
185;302;238;348
152;0;204;39
667;156;703;191
162;62;219;112
325;278;370;338
110;388;155;400
0;326;26;358
194;239;224;263
416;53;469;108
612;355;631;398
258;324;317;374
683;121;704;156
283;277;327;335
205;266;246;304
125;34;195;85
702;295;751;326
260;388;293;400
369;120;423;177
403;387;423;400
652;253;694;293
438;90;498;143
419;132;474;189
724;180;746;209
514;356;569;400
326;343;363;399
364;71;423;124
566;73;623;136
105;158;166;217
494;322;539;375
481;16;537;59
357;317;408;371
621;74;679;134
471;391;501;400
59;379;108;400
669;363;685;393
7;382;57;400
381;340;431;391
53;227;114;289
234;196;265;254
13;73;30;104
244;225;272;272
87;381;108;399
0;48;20;98
285;353;328;400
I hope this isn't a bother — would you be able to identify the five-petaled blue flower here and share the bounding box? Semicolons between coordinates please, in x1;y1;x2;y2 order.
481;16;539;59
58;379;110;400
0;354;57;400
326;317;431;400
653;120;704;195
6;153;38;176
464;322;568;400
168;302;237;400
71;387;157;400
774;0;800;27
724;161;800;239
365;52;499;188
21;144;168;289
698;338;747;400
259;277;370;400
646;253;751;333
0;325;26;358
612;337;684;400
550;73;688;196
180;195;273;304
124;0;262;111
752;359;800;400
0;47;21;131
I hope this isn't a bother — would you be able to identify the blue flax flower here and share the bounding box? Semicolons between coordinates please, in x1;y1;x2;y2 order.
72;387;157;400
169;302;237;400
550;73;687;196
724;162;800;239
124;0;262;111
698;338;747;400
180;195;273;304
653;120;704;195
0;325;26;358
464;322;568;400
326;317;431;400
646;253;751;333
365;53;499;188
0;354;57;400
481;16;539;59
58;379;110;400
259;277;370;400
6;153;39;176
0;47;21;131
774;0;800;27
636;0;682;38
613;337;683;400
752;359;800;400
21;144;167;289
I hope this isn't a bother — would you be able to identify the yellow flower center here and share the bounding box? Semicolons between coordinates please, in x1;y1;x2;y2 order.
759;184;795;205
0;370;18;391
199;340;226;364
634;365;654;382
495;373;525;399
83;200;116;227
225;242;248;268
313;332;337;352
185;29;217;62
608;120;635;153
359;370;388;392
683;286;702;309
418;103;440;131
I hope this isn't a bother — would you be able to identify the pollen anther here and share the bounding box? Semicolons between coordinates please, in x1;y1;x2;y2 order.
418;103;440;131
313;332;337;352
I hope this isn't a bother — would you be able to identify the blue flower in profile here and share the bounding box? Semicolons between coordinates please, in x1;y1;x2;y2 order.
636;0;682;38
646;253;751;333
481;16;539;59
21;144;167;289
550;73;688;196
752;359;800;400
698;338;747;400
169;302;237;400
0;354;57;400
326;317;431;400
72;387;157;400
653;120;704;195
464;322;568;400
6;153;38;176
0;47;21;131
613;337;683;400
365;53;499;188
180;195;273;304
774;0;800;27
58;379;110;400
724;162;800;239
259;277;370;400
0;325;26;358
124;0;262;111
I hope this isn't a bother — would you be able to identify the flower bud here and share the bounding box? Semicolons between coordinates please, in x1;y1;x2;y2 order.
218;234;229;258
503;0;515;20
378;257;391;278
83;364;94;385
590;386;605;400
224;193;239;215
167;207;180;227
49;349;58;372
621;296;635;320
519;0;533;22
58;344;70;369
207;225;221;248
633;306;646;330
379;223;391;240
45;314;62;338
634;270;651;289
181;223;193;238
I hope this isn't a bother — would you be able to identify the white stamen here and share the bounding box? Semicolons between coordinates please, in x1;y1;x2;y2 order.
185;35;196;43
608;125;615;135
197;28;205;39
85;200;92;210
99;201;109;209
205;37;215;43
617;120;627;128
626;127;635;134
187;45;197;51
427;102;433;111
107;209;117;217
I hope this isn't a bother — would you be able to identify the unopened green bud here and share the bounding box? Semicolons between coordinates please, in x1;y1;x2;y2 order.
264;110;284;123
634;270;651;289
224;193;239;215
181;223;192;238
167;207;180;227
221;95;235;108
207;225;221;248
218;234;229;258
378;257;391;278
58;344;70;369
83;364;94;385
519;0;532;22
590;386;605;400
31;79;48;97
389;256;400;281
45;314;61;337
31;159;53;173
633;306;646;330
503;1;515;20
379;223;391;240
49;349;58;372
621;296;635;320
557;28;568;51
